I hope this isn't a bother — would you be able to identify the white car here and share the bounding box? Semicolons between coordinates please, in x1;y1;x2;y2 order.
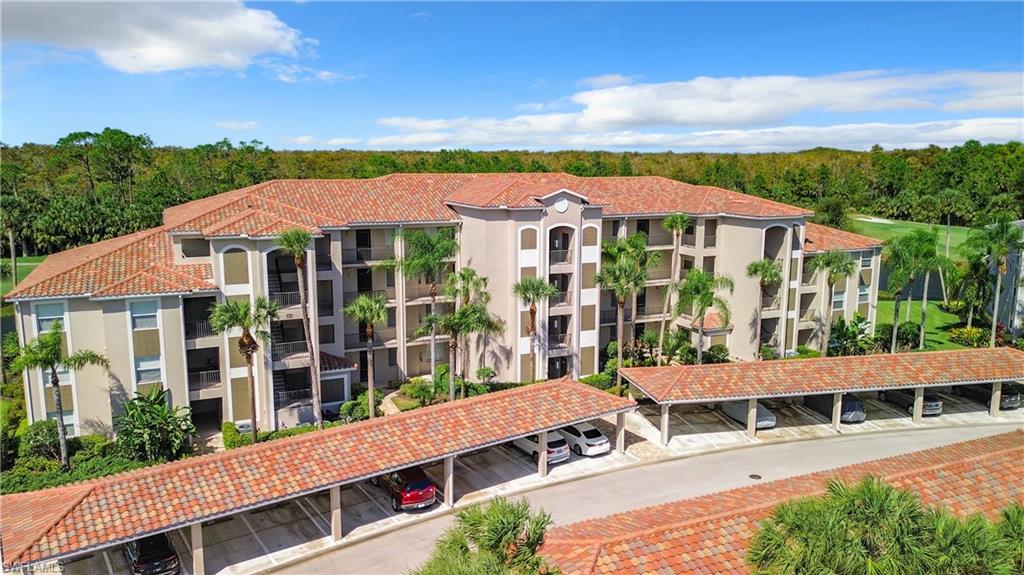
558;422;610;457
721;400;777;429
511;433;570;465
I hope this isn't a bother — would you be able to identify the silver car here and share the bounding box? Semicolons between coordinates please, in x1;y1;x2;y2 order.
721;400;776;429
803;393;867;423
878;389;942;416
512;434;570;465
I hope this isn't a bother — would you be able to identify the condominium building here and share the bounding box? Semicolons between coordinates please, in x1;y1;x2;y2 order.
5;173;881;434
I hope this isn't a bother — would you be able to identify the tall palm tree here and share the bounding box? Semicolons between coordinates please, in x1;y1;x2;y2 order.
511;277;558;383
596;250;647;393
9;322;109;468
745;258;783;358
444;267;491;379
809;250;856;355
343;293;388;418
883;232;926;353
657;213;691;365
912;229;952;349
936;188;969;304
617;233;662;343
274;227;323;429
963;214;1024;347
418;303;491;400
382;227;458;380
674;268;734;364
209;297;279;444
956;256;994;328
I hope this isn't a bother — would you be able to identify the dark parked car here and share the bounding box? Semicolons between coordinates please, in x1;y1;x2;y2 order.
878;389;942;416
122;533;180;575
953;383;1022;410
803;393;867;423
370;466;437;511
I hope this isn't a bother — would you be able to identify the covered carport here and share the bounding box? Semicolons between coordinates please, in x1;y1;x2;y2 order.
621;347;1024;444
0;378;634;575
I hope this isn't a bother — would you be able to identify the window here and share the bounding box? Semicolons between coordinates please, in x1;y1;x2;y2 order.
387;348;398;367
386;269;396;288
319;324;335;344
858;285;870;304
46;411;75;436
36;303;65;333
832;290;846;310
860;252;872;269
387;308;397;328
130;300;159;330
135;356;161;384
180;238;210;258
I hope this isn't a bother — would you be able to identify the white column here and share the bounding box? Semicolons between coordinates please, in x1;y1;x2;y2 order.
989;382;1002;417
330;485;342;542
912;387;924;423
831;392;843;432
537;430;548;478
746;398;758;440
659;404;670;446
191;523;205;575
615;412;626;454
443;456;455;506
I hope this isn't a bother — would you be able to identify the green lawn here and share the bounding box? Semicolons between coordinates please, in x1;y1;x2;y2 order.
851;216;971;260
1;255;47;298
875;297;966;350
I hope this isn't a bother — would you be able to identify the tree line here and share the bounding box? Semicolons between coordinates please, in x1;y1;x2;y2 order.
2;129;1022;257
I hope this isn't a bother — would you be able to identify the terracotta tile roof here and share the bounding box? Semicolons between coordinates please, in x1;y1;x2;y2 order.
0;379;634;566
5;227;214;302
804;222;881;253
541;430;1024;575
622;347;1024;404
320;351;356;372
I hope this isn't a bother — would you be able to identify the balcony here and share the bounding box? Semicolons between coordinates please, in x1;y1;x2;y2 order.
600;308;633;324
341;247;394;265
344;329;397;349
272;340;308;360
703;234;717;248
549;291;571;307
549;249;573;265
275;388;312;406
635;304;667;321
185;320;214;340
647;267;672;282
187;370;221;392
342;288;396;306
681;233;696;247
315;256;332;271
548;332;571;348
761;295;781;310
645;231;673;247
799;308;818;322
270;291;302;307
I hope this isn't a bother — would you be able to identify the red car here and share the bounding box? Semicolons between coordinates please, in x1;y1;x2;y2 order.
370;466;437;511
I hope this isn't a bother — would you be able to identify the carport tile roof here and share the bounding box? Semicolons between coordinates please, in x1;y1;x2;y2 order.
0;378;634;566
541;430;1024;575
622;347;1024;404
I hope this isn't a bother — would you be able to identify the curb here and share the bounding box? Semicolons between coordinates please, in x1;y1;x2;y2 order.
251;419;1021;574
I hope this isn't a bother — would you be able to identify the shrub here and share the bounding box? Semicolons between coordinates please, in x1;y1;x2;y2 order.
338;389;384;422
403;377;440;406
18;419;60;460
1;454;151;494
580;372;612;390
115;387;196;461
949;326;987;348
792;345;822;359
941;299;966;314
475;366;496;384
875;321;919;352
759;345;780;360
703;344;730;364
222;421;246;449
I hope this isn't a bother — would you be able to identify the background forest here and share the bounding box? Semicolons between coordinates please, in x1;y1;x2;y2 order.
1;130;1022;257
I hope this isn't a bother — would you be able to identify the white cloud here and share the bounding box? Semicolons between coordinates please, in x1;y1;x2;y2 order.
262;61;360;83
3;2;304;74
283;135;318;145
283;136;362;147
215;120;259;131
578;73;638;88
326;137;362;146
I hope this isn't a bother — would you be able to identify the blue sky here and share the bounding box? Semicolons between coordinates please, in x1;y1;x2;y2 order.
3;2;1022;152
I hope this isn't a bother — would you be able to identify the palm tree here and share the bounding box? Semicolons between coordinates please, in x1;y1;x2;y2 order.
511;277;558;383
936;188;969;304
418;303;491;399
382;227;458;380
956;255;994;328
343;293;388;418
745;258;783;358
444;267;491;380
596;254;646;394
209;297;279;444
9;322;109;468
912;229;952;349
274;228;323;429
963;214;1024;347
809;250;856;355
883;232;927;353
674;269;734;365
657;213;691;365
617;233;661;343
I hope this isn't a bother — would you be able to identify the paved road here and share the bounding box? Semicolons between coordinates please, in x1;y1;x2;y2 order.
276;424;1019;575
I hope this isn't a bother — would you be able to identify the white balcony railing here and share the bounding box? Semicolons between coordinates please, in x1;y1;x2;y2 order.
270;291;302;307
185;320;214;340
272;341;308;360
187;370;221;392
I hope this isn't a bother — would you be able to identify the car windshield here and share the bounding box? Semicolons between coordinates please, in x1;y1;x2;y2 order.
406;479;433;491
923;395;941;402
136;534;173;561
582;429;604;439
548;437;567;448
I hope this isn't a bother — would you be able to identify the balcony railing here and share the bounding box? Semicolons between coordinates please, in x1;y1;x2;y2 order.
315;256;332;271
647;268;672;281
681;233;696;247
802;270;818;286
275;388;312;405
601;234;619;244
703;234;718;248
761;295;781;310
344;329;397;348
187;370;221;392
799;309;818;322
600;308;633;324
548;333;571;348
342;289;395;305
549;249;573;265
645;231;673;246
272;340;308;360
270;291;302;307
184;320;214;340
549;291;571;306
635;305;666;319
341;247;395;264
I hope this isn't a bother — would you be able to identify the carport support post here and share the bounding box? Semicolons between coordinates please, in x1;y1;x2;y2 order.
912;386;924;423
443;456;455;507
330;485;342;542
831;392;843;432
190;523;205;575
659;404;670;446
615;412;626;454
746;399;758;440
989;382;1002;417
537;430;549;478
